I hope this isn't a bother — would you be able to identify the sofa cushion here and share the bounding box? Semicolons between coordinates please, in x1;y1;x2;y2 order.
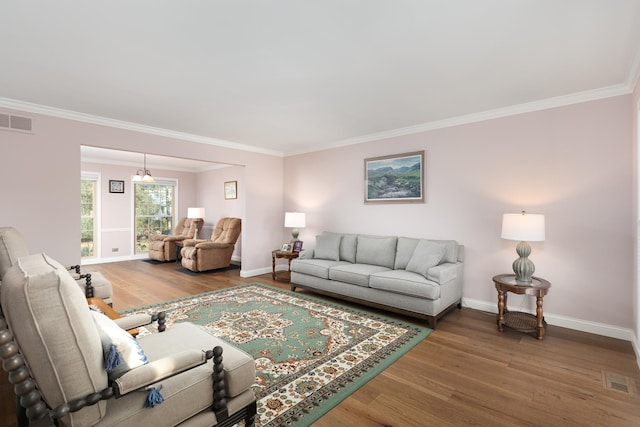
405;240;446;277
330;263;391;287
91;310;149;380
370;270;441;300
355;235;397;269
431;240;459;263
314;234;341;261
291;258;349;279
394;237;419;270
323;232;358;263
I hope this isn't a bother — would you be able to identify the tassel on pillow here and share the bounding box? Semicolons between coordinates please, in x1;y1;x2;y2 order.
105;344;121;370
144;385;164;408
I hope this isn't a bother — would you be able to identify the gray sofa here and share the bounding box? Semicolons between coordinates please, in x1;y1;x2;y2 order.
290;232;464;328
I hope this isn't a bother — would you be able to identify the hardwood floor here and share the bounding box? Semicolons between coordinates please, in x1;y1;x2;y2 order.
2;259;640;426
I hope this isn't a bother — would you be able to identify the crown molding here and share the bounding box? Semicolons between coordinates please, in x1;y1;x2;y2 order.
1;81;632;159
287;83;632;156
0;97;284;157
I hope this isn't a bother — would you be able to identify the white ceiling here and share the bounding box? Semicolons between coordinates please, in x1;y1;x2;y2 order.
1;1;640;157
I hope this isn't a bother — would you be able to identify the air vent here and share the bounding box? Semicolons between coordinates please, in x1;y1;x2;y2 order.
0;113;33;132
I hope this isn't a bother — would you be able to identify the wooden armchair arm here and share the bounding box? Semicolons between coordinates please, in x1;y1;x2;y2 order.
67;265;95;299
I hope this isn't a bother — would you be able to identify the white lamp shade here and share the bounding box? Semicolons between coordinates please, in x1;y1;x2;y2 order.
284;212;306;228
501;213;545;242
187;207;205;219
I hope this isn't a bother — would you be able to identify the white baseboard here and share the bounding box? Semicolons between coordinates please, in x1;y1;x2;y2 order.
463;297;636;342
632;335;640;370
240;266;272;278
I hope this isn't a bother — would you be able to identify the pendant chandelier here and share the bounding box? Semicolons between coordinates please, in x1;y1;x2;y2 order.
133;153;154;183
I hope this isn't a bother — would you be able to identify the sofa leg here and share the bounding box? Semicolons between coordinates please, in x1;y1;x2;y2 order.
290;285;297;292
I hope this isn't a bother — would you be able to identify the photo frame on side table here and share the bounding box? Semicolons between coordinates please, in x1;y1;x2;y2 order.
364;151;425;204
109;180;124;193
224;181;237;199
281;242;293;253
292;241;303;253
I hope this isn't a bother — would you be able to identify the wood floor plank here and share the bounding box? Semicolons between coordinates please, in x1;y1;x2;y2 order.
1;259;639;426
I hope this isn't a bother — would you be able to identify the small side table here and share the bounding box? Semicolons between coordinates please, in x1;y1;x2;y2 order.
272;250;299;282
493;274;551;340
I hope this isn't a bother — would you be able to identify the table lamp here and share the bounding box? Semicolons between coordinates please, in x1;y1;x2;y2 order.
284;212;306;241
501;211;545;285
187;207;205;239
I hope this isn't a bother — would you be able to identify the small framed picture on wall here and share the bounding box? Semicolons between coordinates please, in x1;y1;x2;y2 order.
109;180;125;193
224;181;237;199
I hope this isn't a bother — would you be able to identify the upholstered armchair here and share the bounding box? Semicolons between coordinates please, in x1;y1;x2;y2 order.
0;226;113;305
0;253;257;427
181;218;241;272
148;217;204;262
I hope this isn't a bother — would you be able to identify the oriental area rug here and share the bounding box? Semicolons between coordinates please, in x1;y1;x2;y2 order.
121;283;431;426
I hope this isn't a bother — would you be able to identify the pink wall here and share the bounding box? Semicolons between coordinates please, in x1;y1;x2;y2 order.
285;95;634;329
633;81;640;347
0;110;283;274
196;165;245;259
81;161;199;259
0;94;636;335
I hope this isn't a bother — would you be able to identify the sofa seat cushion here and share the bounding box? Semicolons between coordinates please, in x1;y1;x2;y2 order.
291;259;349;279
329;263;390;287
369;270;441;300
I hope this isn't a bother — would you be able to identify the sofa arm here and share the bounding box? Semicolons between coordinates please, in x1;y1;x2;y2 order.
113;312;167;332
113;314;152;330
149;234;168;242
184;238;208;247
426;262;458;284
299;249;314;259
163;235;185;242
195;241;233;250
113;349;208;395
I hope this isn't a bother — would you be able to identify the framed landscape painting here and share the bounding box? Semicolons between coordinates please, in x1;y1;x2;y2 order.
364;151;425;203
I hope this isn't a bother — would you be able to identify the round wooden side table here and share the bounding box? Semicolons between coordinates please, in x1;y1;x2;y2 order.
493;274;551;340
272;250;299;282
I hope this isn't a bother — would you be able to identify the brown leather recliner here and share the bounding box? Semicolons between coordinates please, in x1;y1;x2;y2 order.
148;217;203;262
181;218;241;272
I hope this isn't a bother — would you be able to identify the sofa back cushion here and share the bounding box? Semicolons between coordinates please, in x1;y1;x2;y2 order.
394;237;419;270
322;232;357;263
431;240;459;263
355;235;397;269
405;240;447;277
314;234;341;261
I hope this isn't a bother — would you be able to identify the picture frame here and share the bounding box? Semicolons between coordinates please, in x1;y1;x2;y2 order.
280;242;293;253
109;180;125;194
364;151;425;203
224;180;237;199
292;240;303;253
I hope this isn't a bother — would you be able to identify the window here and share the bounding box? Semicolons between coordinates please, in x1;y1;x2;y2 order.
81;172;99;258
134;180;176;254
